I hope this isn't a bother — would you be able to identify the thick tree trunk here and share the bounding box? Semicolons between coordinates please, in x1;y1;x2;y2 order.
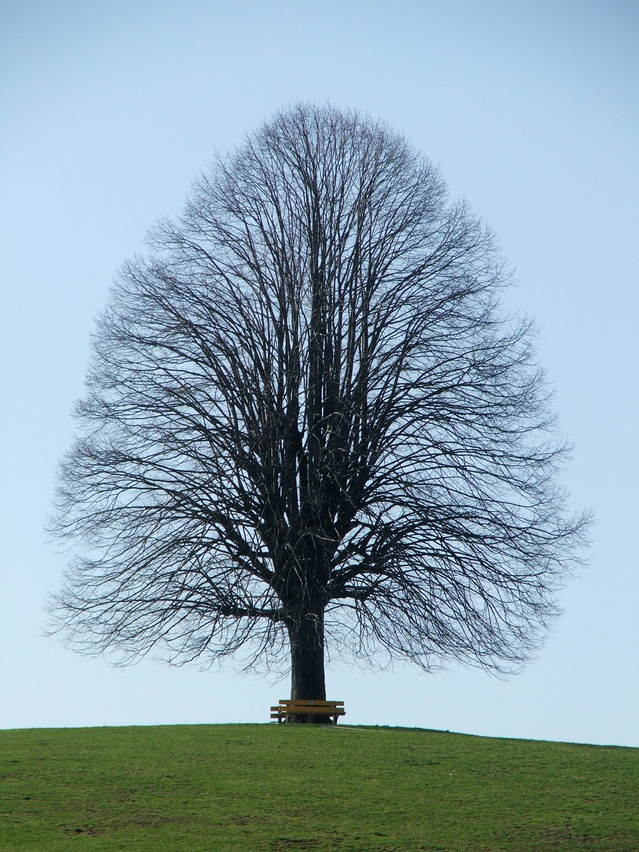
288;610;328;723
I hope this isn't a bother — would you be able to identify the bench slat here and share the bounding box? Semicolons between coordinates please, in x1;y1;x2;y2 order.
271;705;346;716
272;707;344;715
271;703;345;709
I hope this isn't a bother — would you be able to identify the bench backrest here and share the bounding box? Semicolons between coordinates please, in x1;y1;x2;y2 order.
270;699;345;718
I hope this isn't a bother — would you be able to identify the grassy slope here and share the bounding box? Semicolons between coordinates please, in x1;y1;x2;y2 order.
1;723;637;851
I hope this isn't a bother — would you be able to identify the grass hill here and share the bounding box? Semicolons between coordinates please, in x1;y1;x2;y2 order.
1;723;637;850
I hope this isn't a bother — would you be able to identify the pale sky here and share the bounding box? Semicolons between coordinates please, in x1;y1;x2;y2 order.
1;0;638;746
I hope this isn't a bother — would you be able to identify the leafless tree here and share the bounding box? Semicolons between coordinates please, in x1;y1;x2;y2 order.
49;104;588;712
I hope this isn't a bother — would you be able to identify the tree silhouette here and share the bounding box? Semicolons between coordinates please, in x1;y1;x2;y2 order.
50;104;588;713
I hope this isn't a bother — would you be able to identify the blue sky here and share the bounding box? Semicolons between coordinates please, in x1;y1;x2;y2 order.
1;0;638;746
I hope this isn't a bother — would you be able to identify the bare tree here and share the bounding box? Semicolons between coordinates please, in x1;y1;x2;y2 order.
50;104;588;712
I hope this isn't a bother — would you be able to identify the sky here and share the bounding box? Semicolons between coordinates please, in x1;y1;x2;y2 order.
1;0;638;747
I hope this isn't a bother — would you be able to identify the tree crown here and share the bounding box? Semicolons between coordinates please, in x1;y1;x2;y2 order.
50;104;589;678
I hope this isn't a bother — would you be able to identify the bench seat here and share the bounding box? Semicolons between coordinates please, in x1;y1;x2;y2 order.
270;699;345;724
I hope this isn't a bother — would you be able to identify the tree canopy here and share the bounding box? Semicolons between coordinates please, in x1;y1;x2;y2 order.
50;104;588;703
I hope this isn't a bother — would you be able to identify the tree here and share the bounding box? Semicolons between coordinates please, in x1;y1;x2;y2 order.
50;104;588;715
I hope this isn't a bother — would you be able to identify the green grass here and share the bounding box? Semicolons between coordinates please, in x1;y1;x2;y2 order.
1;723;637;851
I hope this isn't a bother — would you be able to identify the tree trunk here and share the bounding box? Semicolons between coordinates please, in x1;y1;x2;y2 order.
288;610;328;723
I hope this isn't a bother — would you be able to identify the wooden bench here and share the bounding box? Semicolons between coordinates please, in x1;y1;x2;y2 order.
270;699;345;724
